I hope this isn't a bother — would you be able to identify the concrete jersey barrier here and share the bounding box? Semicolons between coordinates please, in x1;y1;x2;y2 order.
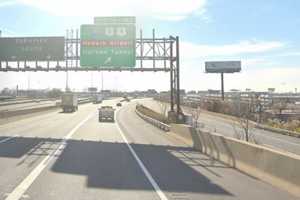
170;123;300;197
135;108;170;132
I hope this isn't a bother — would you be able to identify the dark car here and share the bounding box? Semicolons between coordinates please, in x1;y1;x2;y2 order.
116;102;122;107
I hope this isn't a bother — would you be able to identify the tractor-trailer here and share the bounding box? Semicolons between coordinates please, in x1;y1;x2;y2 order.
93;94;103;104
98;106;115;122
61;93;78;113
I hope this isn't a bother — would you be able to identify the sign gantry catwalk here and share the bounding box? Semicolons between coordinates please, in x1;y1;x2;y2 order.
0;16;182;120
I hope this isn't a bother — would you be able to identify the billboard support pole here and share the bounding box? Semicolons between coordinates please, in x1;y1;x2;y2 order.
221;72;224;101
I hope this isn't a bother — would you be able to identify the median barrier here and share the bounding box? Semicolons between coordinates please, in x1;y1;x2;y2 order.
0;98;94;119
170;123;300;197
0;98;57;107
135;107;170;132
0;105;58;119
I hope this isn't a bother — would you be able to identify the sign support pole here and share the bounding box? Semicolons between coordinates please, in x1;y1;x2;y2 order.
176;36;181;115
221;72;224;101
170;38;174;112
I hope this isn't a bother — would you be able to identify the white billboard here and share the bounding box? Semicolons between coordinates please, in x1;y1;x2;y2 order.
205;61;241;73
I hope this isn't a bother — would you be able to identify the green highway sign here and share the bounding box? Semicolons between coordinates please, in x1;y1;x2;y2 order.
80;17;136;68
0;37;65;61
94;16;136;24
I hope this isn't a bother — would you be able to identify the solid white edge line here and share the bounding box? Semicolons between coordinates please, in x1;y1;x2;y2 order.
115;109;168;200
0;135;19;144
5;112;95;200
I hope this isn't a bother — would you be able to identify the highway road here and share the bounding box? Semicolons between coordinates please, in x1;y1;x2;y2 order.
0;98;297;200
0;97;90;112
142;99;300;155
0;100;57;112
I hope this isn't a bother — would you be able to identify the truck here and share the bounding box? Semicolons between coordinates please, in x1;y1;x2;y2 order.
93;94;103;104
98;106;115;122
61;93;78;113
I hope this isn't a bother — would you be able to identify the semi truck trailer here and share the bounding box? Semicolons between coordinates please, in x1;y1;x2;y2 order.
61;93;78;113
98;106;115;122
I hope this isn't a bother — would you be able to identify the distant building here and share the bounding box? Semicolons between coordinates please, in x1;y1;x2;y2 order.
147;89;158;94
187;90;196;94
268;88;275;93
208;89;220;94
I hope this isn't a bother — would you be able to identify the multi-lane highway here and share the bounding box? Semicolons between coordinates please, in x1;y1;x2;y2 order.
142;99;300;155
0;100;57;112
0;98;297;200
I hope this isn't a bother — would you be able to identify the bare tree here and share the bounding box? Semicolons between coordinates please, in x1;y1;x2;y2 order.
232;94;259;144
157;101;168;117
191;106;202;128
237;110;251;142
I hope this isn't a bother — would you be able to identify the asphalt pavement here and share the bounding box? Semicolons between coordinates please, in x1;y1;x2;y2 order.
0;98;297;200
141;99;300;155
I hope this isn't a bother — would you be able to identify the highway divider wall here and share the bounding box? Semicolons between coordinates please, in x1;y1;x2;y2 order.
133;101;300;196
0;98;57;107
0;98;92;119
135;105;170;131
136;104;170;124
0;105;58;119
170;123;300;197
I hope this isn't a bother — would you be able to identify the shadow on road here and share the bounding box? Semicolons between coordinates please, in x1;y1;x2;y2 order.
0;136;233;196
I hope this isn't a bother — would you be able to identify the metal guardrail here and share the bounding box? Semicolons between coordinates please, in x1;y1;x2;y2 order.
135;108;170;132
78;98;91;104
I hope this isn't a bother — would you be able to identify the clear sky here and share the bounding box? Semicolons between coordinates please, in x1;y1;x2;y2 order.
0;0;300;92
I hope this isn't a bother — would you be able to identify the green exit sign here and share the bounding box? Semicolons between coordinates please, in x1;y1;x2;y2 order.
94;16;136;24
80;17;136;68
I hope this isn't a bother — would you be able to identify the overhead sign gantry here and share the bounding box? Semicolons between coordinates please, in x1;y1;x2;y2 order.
0;16;182;121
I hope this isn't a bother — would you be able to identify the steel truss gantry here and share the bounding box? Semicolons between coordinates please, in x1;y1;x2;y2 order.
0;29;182;119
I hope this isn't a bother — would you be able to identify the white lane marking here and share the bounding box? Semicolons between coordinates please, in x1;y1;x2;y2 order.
5;112;95;200
0;135;19;144
115;109;168;200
